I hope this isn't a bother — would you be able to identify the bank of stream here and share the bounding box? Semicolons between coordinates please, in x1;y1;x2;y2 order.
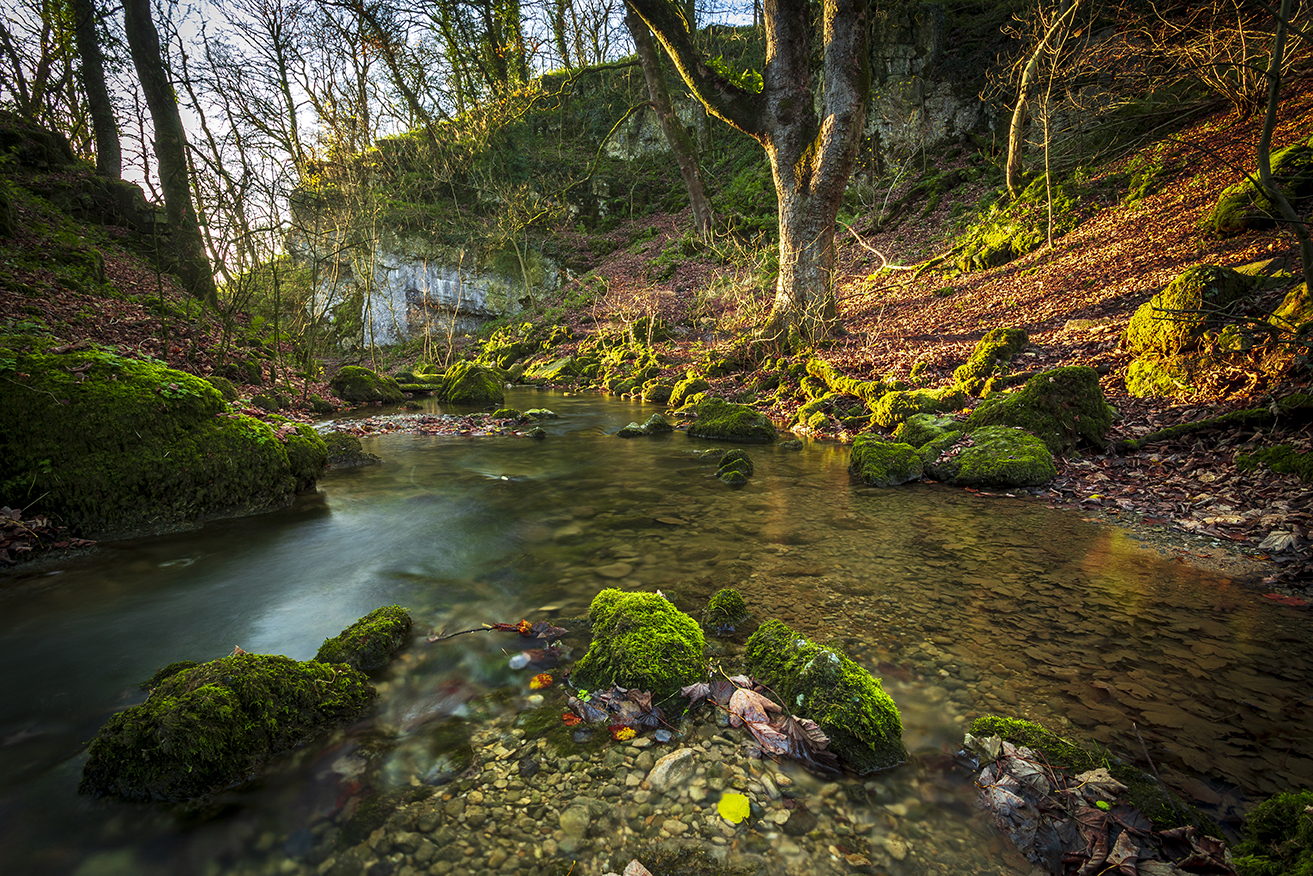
1;389;1310;876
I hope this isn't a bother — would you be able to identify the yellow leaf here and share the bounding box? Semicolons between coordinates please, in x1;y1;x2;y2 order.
717;792;751;824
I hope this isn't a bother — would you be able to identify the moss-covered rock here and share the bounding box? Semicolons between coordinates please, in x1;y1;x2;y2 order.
669;375;711;408
716;448;753;477
640;379;673;404
1237;444;1313;482
314;605;413;673
848;435;924;487
643;413;674;434
79;653;376;802
330;365;406;405
1271;283;1312;332
617;421;647;438
571;589;706;705
805;359;889;407
744;619;905;774
702;588;749;633
323;432;381;468
1124;265;1256;358
1206;136;1313;237
491;407;522;419
1233;789;1313;876
205;374;238;401
284;424;329;491
923;426;1056;487
954;328;1028;396
892;413;962;448
967;716;1206;832
687;397;777;443
0;338;318;536
871;387;967;429
966;366;1112;454
435;360;504;405
524;355;577;381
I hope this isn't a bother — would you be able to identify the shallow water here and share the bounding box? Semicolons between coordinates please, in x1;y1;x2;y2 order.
1;389;1310;875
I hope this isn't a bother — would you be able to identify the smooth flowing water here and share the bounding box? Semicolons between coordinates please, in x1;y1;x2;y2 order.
1;389;1310;876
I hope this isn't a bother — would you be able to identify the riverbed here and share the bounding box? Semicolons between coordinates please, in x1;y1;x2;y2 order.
1;389;1309;876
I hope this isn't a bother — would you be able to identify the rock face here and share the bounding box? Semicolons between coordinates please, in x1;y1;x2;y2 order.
314;605;413;673
966;366;1113;454
571;589;706;704
744;620;905;774
848;436;924;487
0;337;327;537
330;365;406;404
686;397;778;443
923;426;1057;488
79;653;376;802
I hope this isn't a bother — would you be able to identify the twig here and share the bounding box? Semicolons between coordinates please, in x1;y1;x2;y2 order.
426;625;494;643
1133;721;1188;824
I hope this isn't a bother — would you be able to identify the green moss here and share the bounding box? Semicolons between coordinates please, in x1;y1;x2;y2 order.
435;360;504;405
966;365;1112;454
871;387;967;429
329;365;406;405
892;413;962;448
205;375;238;401
924;426;1056;487
848;435;924;487
1205;136;1313;237
744;619;905;774
716;448;754;478
640;379;673;404
702;588;749;632
805;358;889;406
572;589;706;705
79;653;375;802
323;432;380;468
283;424;328;490
140;660;199;691
967;716;1207;832
1271;283;1312;331
0;338;307;536
687;397;777;443
953;327;1028;396
1233;789;1313;876
954;176;1084;272
670;375;711;408
1236;445;1313;482
314;606;413;673
1124;265;1256;358
491;407;522;419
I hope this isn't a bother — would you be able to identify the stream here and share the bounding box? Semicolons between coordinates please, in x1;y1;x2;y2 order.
1;389;1310;876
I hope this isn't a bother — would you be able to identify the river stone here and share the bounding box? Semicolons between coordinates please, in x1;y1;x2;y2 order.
595;562;633;578
782;807;818;836
647;748;697;792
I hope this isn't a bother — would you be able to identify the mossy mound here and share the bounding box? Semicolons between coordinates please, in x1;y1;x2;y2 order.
79;653;376;802
0;338;320;536
967;716;1205;832
924;426;1056;488
330;366;406;405
1206;136;1313;237
1237;445;1313;482
643;413;674;434
805;358;889;406
641;380;673;404
1233;789;1313;876
314;605;413;672
1271;283;1312;332
436;360;504;405
954;177;1084;272
572;589;706;705
1124;265;1256;358
687;397;777;443
284;423;330;491
744;620;905;774
702;588;749;633
205;374;238;401
954;328;1029;395
669;375;711;408
716;448;753;479
966;366;1113;454
848;435;924;487
524;355;578;381
871;387;966;429
893;413;962;448
323;432;381;468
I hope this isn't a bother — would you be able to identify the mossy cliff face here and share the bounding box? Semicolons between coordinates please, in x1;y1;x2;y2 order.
572;589;706;704
0;338;324;536
744;619;905;774
79;653;376;803
848;435;924;487
315;605;413;672
330;365;406;405
687;397;777;443
966;365;1112;454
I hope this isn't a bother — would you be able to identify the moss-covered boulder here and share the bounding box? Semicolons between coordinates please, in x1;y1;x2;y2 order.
323;432;380;468
1125;265;1256;359
893;413;962;448
330;365;406;405
1206;136;1313;237
954;328;1029;396
687;397;777;443
848;435;924;487
79;653;376;802
669;375;711;408
524;355;577;381
923;426;1056;487
1270;283;1312;333
702;588;749;633
715;448;754;485
643;413;674;434
284;423;329;491
0;338;324;536
205;374;238;401
966;366;1112;454
314;605;413;673
571;589;706;704
435;360;504;405
744;620;905;774
1233;789;1313;876
871;387;967;429
640;379;673;404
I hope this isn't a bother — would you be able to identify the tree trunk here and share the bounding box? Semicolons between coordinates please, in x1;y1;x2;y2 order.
1258;0;1313;284
122;0;217;308
70;0;120;179
1005;0;1080;200
624;6;714;238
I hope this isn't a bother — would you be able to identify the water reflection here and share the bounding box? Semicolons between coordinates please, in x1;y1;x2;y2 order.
0;388;1309;875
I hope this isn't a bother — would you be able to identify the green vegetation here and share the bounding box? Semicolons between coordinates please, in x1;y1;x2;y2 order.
744;619;905;774
686;397;777;443
572;589;706;705
924;426;1057;487
314;605;414;673
329;365;406;405
702;588;749;632
1205;136;1313;237
1236;445;1313;482
434;359;504;405
954;327;1028;396
966;366;1113;454
1233;789;1313;876
848;436;924;487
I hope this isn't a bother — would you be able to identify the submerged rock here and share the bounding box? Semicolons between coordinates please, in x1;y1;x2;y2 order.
687;397;777;443
701;587;749;634
744;619;905;773
323;432;381;469
314;605;413;672
571;589;706;704
330;365;406;404
715;448;754;486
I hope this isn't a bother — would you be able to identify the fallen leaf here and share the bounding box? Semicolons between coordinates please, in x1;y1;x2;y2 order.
717;792;751;824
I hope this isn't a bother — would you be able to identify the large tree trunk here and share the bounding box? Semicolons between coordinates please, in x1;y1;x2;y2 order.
70;0;120;179
624;6;714;238
122;0;217;308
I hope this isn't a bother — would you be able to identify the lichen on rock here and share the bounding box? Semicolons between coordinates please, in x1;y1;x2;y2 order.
848;435;924;487
744;619;905;774
572;589;706;705
314;605;413;673
330;365;406;405
966;365;1112;454
687;397;777;443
